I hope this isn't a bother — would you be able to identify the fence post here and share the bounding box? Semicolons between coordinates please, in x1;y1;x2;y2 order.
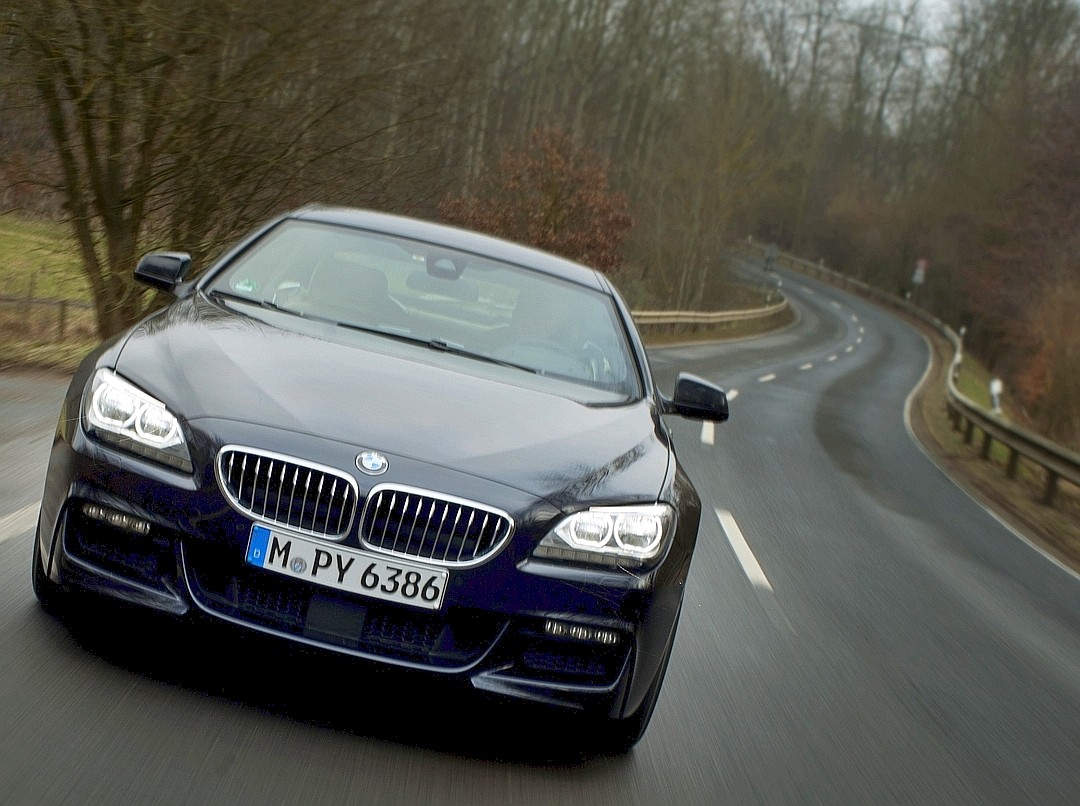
1006;448;1021;479
26;275;36;338
1043;471;1059;507
948;406;960;430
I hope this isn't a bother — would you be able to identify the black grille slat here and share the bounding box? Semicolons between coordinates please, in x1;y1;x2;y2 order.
217;447;357;538
359;484;512;567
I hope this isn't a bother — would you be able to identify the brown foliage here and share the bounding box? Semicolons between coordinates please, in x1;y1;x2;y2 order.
437;128;632;274
996;82;1080;446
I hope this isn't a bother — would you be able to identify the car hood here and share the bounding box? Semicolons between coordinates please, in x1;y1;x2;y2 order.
115;297;671;505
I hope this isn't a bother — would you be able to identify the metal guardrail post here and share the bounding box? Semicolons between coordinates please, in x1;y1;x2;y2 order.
1006;449;1021;479
1045;473;1059;507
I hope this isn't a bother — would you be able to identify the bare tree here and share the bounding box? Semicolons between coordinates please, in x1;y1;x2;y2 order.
2;0;462;336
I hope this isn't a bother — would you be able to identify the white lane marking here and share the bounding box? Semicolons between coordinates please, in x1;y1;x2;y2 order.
799;363;813;371
0;502;39;544
802;287;815;295
859;326;865;334
845;345;854;353
716;509;773;592
727;388;739;401
827;354;838;362
852;314;859;323
701;421;714;445
857;336;863;345
830;301;842;309
758;373;776;383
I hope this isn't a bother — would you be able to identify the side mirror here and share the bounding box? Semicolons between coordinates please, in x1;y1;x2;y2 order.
134;251;192;294
661;372;729;421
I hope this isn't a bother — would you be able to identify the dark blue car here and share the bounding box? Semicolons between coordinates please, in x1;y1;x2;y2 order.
32;207;728;753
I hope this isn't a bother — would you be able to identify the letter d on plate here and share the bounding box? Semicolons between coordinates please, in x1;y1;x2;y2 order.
247;525;271;566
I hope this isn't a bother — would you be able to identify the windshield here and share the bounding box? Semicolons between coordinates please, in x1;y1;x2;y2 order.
205;219;642;400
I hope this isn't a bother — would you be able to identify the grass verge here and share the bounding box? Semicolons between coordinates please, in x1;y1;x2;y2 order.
0;339;97;374
0;214;89;300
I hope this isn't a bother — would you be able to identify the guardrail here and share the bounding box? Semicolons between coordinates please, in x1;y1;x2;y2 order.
746;241;1080;508
943;357;1080;506
632;298;789;335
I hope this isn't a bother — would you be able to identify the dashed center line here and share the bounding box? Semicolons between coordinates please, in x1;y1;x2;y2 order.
714;510;793;633
851;314;859;323
727;388;739;401
799;363;813;370
827;354;838;362
856;337;863;345
716;509;773;591
845;345;854;353
758;373;776;383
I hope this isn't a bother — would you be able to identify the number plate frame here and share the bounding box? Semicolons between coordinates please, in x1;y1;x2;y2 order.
245;524;448;610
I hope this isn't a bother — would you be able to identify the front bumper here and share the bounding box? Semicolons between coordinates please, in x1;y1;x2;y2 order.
37;421;688;719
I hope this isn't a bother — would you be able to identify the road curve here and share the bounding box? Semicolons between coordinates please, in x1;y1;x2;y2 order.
1;269;1078;804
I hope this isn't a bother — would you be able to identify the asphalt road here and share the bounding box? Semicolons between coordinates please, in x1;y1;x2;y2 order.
1;269;1078;804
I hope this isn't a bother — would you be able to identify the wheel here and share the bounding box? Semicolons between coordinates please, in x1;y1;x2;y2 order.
31;529;69;616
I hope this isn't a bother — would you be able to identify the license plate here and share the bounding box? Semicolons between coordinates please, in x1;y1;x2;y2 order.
245;524;448;610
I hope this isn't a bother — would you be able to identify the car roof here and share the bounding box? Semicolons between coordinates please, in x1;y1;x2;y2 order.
291;206;608;292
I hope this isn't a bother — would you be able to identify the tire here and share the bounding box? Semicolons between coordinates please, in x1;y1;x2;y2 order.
31;530;69;617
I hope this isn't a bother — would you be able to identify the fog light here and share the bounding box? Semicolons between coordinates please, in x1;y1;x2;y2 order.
82;502;152;536
544;619;621;645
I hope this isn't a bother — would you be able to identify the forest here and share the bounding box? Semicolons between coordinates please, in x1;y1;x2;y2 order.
1;0;1078;447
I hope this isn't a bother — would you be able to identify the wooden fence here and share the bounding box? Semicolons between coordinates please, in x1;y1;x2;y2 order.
0;294;96;342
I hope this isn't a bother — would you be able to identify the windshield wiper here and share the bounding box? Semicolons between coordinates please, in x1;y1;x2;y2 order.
427;338;539;374
334;319;416;341
206;289;299;315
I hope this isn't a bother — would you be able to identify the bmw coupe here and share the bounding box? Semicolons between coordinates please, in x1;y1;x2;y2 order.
31;206;729;753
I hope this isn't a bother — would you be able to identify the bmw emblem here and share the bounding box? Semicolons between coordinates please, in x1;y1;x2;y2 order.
356;450;389;475
290;558;307;574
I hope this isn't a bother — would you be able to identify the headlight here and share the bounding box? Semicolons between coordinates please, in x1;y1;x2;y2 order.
533;504;675;568
83;368;192;472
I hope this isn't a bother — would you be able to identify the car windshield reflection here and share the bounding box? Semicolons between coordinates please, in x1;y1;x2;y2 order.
205;220;641;400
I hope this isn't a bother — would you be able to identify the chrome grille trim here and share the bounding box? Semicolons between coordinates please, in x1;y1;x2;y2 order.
215;446;358;540
359;484;513;567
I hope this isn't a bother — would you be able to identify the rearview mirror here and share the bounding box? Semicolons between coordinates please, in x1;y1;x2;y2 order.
426;253;465;280
134;251;192;294
661;373;729;421
406;270;480;302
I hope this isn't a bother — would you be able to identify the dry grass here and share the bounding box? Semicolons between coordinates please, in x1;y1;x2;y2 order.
0;214;88;300
0;338;97;373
